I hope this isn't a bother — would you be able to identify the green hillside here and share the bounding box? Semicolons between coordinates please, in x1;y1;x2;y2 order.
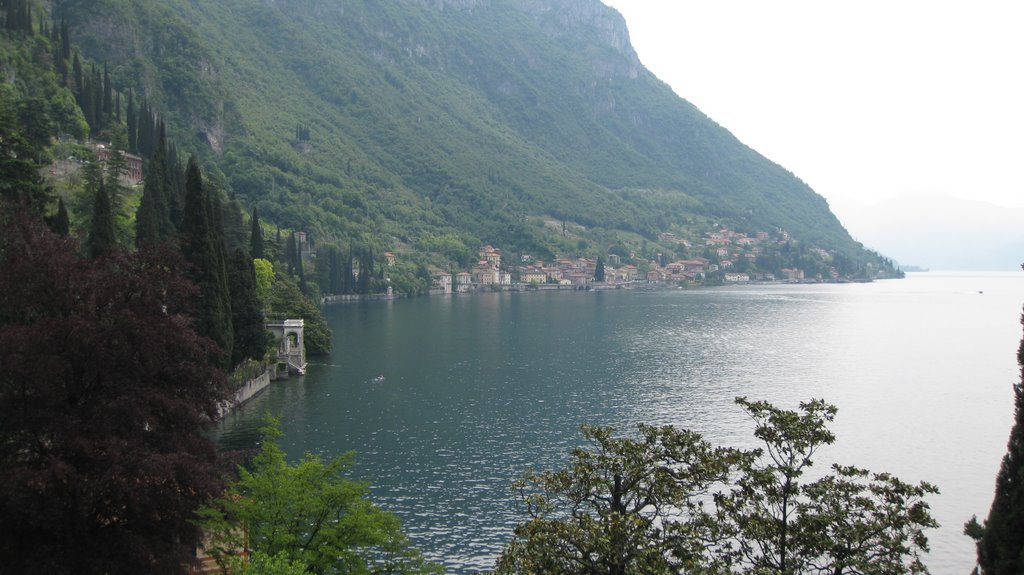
32;0;893;273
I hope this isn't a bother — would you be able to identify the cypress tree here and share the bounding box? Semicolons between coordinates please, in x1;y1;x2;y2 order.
228;248;269;368
135;131;172;248
209;186;234;365
328;248;341;294
297;248;307;295
181;157;233;367
60;18;70;61
967;302;1024;574
80;67;93;129
358;247;372;294
126;89;137;153
102;63;112;121
285;233;297;275
72;52;82;102
344;245;354;294
50;198;69;236
250;207;264;259
88;178;115;258
0;96;46;215
595;257;606;282
90;64;102;134
167;141;186;229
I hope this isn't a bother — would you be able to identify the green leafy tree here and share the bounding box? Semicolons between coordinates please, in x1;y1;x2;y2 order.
198;417;441;575
720;397;938;575
254;257;275;307
966;300;1024;575
595;256;606;282
496;424;740;575
228;551;308;575
500;398;939;575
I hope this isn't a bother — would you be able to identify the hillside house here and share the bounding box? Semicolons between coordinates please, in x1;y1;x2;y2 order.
618;265;639;282
479;245;502;268
95;144;143;184
434;272;452;294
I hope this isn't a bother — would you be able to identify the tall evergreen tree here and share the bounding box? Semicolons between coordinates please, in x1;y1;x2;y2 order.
967;300;1024;574
250;207;265;259
71;51;82;101
90;64;102;134
49;198;69;236
285;233;297;275
296;240;307;295
344;245;354;294
358;247;373;294
0;93;47;215
88;178;116;258
126;89;137;153
328;248;342;294
181;157;233;368
59;17;70;60
209;186;235;366
228;248;270;368
102;63;112;121
168;145;186;229
595;256;606;282
135;132;172;248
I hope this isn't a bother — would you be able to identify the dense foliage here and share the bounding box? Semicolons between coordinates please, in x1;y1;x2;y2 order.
498;398;938;575
198;417;441;575
0;213;230;574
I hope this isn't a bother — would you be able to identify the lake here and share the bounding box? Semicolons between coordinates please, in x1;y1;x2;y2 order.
215;272;1024;574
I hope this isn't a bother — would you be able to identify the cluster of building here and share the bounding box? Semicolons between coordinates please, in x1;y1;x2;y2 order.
429;230;811;294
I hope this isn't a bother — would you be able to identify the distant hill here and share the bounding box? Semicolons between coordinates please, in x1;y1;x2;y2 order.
53;0;891;271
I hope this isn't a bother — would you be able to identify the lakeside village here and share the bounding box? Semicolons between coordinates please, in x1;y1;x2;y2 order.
356;227;861;299
59;143;878;415
226;225;857;419
431;230;814;295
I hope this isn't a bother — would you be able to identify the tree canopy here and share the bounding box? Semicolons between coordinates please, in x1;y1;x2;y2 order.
198;417;441;575
0;211;230;573
498;397;939;575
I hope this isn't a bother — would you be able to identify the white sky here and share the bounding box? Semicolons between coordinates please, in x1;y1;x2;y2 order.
600;1;1024;222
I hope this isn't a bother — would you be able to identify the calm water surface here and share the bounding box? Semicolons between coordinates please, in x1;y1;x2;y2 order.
216;272;1024;574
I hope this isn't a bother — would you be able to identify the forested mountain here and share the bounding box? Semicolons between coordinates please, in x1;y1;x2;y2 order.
34;0;892;272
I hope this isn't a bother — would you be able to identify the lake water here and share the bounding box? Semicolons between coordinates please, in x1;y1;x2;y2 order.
215;272;1024;574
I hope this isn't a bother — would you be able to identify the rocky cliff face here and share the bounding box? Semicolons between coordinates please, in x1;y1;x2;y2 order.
517;0;636;58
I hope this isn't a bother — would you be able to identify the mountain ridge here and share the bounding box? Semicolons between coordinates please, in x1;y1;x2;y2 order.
52;0;895;275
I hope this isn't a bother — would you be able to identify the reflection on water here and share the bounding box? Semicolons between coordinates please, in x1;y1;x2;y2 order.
215;273;1024;574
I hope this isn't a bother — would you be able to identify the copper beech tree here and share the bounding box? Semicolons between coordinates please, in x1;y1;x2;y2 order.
0;213;231;574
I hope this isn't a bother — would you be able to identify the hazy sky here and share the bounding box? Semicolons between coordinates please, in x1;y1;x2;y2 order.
600;1;1024;238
